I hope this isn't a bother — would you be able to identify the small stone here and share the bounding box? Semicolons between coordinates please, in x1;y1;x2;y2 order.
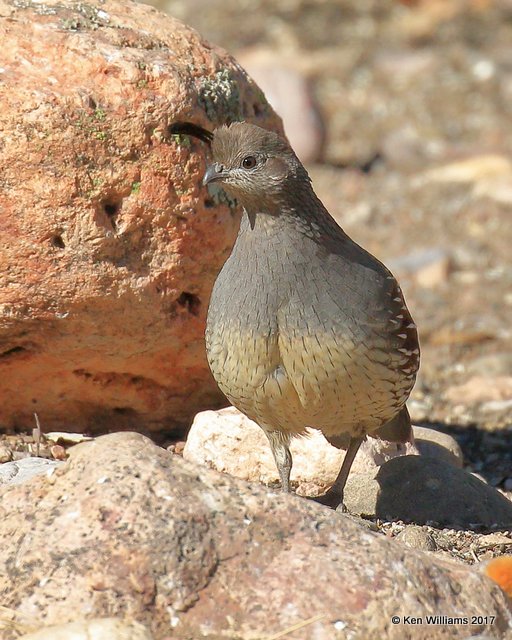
478;532;512;549
481;399;512;413
174;441;186;456
185;408;344;495
0;444;12;463
375;49;437;83
50;444;67;461
415;155;512;186
395;525;437;551
11;451;31;461
473;174;512;205
46;432;93;445
504;478;512;492
467;353;512;377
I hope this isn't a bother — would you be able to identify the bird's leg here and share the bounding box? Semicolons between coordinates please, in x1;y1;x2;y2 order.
314;436;364;509
266;430;292;492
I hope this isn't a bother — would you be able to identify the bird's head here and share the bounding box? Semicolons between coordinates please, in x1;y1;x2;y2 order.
202;123;307;207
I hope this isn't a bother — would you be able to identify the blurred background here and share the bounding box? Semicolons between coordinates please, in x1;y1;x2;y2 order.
142;0;512;491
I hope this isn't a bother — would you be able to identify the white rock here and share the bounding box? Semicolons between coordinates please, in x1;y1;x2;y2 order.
0;457;63;486
19;618;153;639
185;407;419;495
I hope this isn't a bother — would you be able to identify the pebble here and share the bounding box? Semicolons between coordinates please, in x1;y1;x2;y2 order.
467;353;512;377
395;525;437;551
0;444;12;463
50;444;67;460
478;532;512;548
185;408;420;496
415;155;512;186
481;399;512;413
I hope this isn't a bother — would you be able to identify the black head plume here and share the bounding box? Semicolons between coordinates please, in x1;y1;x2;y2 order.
169;122;213;145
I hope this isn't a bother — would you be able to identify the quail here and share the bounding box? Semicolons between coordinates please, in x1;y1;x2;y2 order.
170;121;420;508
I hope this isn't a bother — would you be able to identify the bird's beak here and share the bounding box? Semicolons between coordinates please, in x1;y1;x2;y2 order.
203;163;227;186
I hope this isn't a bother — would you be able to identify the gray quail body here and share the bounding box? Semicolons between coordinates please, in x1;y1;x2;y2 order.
176;121;420;508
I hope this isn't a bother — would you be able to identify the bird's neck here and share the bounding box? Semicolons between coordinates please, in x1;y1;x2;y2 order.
239;186;344;244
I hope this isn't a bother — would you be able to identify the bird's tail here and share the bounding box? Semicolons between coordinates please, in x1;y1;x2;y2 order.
372;406;413;444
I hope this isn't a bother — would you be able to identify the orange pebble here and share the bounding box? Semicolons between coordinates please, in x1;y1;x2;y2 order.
484;556;512;598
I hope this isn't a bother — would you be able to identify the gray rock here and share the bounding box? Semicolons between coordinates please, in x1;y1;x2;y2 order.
413;425;464;468
344;456;512;529
0;457;63;486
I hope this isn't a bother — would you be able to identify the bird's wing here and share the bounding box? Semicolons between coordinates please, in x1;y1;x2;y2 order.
276;241;419;426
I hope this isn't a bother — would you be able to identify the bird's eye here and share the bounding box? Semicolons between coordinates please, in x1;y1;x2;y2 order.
242;155;257;169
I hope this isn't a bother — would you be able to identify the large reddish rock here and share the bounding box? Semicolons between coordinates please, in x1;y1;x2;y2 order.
0;0;281;435
0;432;511;640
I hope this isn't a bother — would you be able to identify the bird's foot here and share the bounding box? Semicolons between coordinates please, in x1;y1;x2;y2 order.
310;488;345;510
